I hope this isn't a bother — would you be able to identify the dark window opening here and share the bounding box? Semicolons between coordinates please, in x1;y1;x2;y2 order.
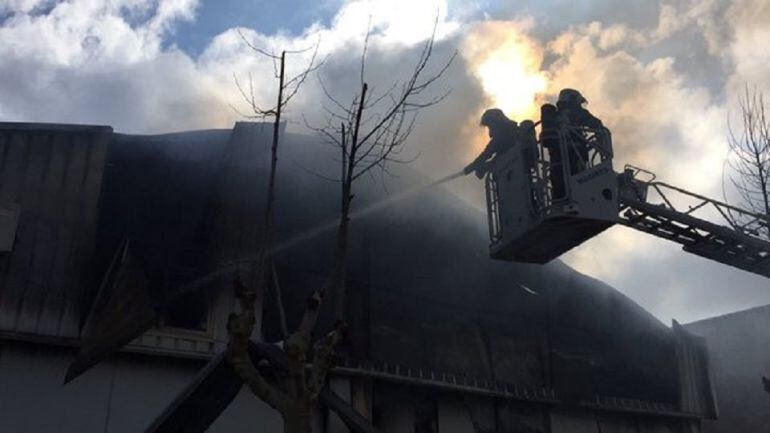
161;290;209;332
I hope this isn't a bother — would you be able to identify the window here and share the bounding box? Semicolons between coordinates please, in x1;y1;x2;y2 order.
159;290;210;333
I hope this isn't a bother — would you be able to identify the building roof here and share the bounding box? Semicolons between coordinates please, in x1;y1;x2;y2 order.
0;121;112;132
0;122;111;339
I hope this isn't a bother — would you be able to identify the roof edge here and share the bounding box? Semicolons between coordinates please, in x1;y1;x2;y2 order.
684;302;770;327
0;121;112;132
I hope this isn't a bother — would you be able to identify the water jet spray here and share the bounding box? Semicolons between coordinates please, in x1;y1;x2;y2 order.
168;169;468;299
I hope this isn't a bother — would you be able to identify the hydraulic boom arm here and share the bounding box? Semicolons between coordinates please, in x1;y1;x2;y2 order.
617;166;770;279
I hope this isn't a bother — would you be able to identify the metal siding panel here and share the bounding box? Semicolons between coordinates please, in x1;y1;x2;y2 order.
37;226;74;336
0;218;36;331
58;132;108;337
437;399;476;433
16;220;57;333
597;418;640;433
674;321;717;418
0;121;12;289
14;133;52;333
36;134;75;335
144;352;244;433
0;343;113;433
0;131;28;202
81;134;107;219
550;411;598;433
327;377;353;433
207;388;283;433
58;134;91;337
0;132;34;331
106;356;199;433
0;128;109;338
0;132;9;173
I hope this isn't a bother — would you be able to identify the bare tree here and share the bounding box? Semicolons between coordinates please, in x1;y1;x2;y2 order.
308;18;456;322
225;34;342;433
725;85;770;237
227;17;453;433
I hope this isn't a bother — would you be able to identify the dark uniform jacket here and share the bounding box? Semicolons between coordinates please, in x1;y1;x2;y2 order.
556;102;610;173
557;103;604;129
465;120;519;176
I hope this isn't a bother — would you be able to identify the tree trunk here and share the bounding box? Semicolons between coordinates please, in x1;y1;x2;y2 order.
332;194;351;322
332;83;367;322
282;400;313;433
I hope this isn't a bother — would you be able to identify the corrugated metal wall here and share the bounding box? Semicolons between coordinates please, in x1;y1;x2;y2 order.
0;342;282;433
684;307;770;433
0;123;110;339
673;320;718;420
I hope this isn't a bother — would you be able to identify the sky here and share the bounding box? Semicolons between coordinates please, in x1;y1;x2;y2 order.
1;0;769;323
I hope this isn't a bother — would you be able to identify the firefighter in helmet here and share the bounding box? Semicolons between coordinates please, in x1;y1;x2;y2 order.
556;88;604;130
463;108;519;178
555;88;610;174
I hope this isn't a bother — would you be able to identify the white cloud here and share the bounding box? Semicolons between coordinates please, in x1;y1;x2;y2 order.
0;0;212;130
0;0;198;66
0;0;50;14
725;0;770;95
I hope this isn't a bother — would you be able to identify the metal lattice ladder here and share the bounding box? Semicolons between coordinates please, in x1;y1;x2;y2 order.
618;180;770;279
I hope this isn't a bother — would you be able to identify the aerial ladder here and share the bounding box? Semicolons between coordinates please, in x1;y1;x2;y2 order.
485;104;770;279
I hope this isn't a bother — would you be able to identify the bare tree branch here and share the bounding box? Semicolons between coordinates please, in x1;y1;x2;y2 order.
224;16;453;432
302;15;454;326
271;260;290;339
237;29;283;60
309;322;347;400
724;84;770;237
291;158;342;183
360;15;372;89
226;34;335;433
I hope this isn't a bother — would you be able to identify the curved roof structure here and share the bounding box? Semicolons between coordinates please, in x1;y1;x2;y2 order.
231;125;679;406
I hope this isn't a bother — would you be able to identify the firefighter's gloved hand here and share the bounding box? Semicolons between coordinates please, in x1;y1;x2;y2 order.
475;169;485;179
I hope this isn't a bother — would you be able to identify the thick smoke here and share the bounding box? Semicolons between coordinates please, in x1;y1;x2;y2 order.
1;0;770;322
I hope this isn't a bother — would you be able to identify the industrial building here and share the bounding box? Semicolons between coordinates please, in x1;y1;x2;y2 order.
686;304;770;433
0;121;718;432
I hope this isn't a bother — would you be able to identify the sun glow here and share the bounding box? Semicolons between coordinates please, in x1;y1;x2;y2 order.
462;21;548;121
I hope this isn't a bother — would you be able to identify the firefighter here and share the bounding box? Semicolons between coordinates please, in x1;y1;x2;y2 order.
463;108;518;178
519;119;537;168
556;88;604;130
555;88;610;175
519;119;543;211
540;103;566;199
